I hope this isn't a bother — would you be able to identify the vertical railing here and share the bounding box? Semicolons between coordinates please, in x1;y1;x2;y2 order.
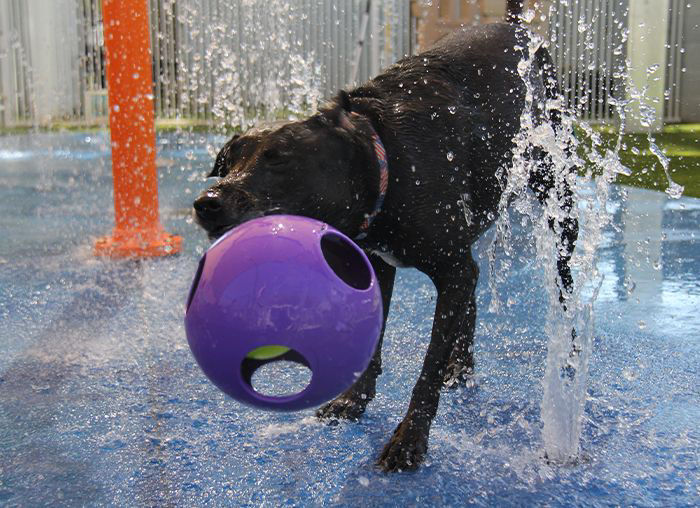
548;0;628;123
2;0;690;127
0;0;412;127
77;0;108;120
664;0;686;123
0;0;33;126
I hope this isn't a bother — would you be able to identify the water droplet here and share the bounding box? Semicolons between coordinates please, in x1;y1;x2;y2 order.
638;320;647;330
622;367;638;381
665;182;684;199
448;105;456;114
446;151;454;162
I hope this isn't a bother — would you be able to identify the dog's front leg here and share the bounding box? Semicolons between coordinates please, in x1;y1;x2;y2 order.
444;286;477;388
317;254;396;421
378;258;478;472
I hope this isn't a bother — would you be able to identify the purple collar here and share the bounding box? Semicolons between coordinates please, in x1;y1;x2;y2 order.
352;116;389;240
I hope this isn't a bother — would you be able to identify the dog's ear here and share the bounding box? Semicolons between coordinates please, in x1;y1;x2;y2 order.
209;135;240;177
319;90;353;130
336;89;352;114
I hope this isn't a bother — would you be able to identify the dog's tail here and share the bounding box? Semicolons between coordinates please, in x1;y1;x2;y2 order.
505;0;524;23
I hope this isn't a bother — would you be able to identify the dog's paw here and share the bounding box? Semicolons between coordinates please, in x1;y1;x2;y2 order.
316;395;368;422
377;420;428;472
442;361;473;389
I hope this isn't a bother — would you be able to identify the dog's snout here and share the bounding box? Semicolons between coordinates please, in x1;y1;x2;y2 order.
193;185;260;237
193;191;223;219
193;190;231;235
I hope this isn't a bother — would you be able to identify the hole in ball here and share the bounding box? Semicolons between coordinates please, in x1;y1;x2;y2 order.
321;232;371;290
242;348;312;398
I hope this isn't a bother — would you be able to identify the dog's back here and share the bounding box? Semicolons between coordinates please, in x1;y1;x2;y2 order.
345;22;555;257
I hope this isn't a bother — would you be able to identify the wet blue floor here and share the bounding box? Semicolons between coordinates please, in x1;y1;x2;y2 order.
1;132;698;506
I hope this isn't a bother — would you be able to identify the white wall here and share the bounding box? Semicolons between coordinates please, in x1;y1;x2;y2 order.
24;0;81;124
626;0;670;132
679;1;700;122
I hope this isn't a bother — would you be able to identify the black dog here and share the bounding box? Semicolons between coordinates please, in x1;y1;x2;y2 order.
193;3;578;472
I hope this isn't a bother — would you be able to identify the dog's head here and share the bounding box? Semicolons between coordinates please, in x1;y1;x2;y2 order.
194;93;380;240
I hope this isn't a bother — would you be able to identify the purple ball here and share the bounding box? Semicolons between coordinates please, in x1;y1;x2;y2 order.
184;215;382;411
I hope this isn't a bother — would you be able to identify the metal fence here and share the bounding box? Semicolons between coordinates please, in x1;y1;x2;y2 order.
664;0;686;123
0;0;36;124
0;0;691;128
546;0;688;124
157;0;413;125
547;0;629;123
77;0;107;119
0;0;413;128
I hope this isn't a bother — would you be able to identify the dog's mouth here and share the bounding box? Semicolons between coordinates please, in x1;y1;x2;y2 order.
206;223;237;241
204;208;284;241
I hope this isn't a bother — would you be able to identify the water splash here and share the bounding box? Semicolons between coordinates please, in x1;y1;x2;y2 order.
481;31;630;462
172;1;322;132
621;57;685;200
648;138;684;199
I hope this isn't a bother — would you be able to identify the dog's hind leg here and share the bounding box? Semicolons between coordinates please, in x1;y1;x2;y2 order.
531;45;579;303
316;254;396;421
378;254;478;472
528;165;578;303
529;159;581;382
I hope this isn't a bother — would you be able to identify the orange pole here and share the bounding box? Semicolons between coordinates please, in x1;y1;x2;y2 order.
95;0;182;258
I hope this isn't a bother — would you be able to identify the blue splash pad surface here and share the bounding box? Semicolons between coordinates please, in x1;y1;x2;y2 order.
1;132;698;506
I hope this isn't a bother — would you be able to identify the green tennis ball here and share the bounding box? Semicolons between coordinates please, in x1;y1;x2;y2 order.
246;345;290;360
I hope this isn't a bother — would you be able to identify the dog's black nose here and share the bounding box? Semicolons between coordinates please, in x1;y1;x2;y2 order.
193;191;223;222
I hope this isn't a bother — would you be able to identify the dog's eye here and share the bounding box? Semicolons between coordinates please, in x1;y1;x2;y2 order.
262;148;289;168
